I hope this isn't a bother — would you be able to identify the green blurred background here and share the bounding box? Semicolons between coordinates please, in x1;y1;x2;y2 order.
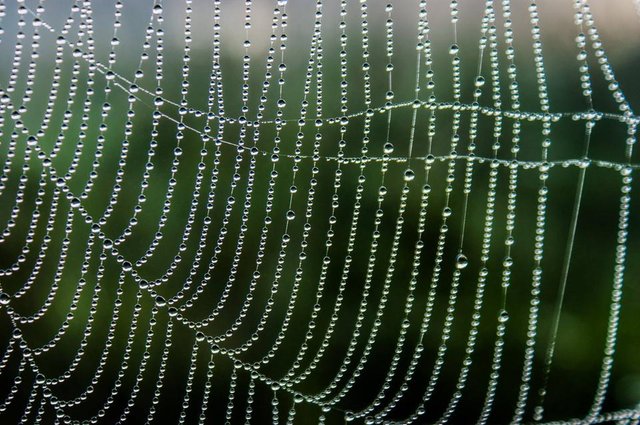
0;0;639;423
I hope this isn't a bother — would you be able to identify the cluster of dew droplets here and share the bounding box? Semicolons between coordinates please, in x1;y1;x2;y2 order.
229;0;297;365
510;0;552;422
325;2;436;417
476;0;521;421
434;1;501;423
278;0;345;389
400;3;478;423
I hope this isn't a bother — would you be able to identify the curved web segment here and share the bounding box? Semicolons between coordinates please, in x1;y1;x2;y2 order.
0;0;638;424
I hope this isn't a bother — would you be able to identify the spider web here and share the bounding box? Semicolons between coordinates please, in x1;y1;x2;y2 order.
0;0;639;423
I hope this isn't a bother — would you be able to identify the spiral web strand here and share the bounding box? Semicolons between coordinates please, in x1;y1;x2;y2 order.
0;0;638;424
